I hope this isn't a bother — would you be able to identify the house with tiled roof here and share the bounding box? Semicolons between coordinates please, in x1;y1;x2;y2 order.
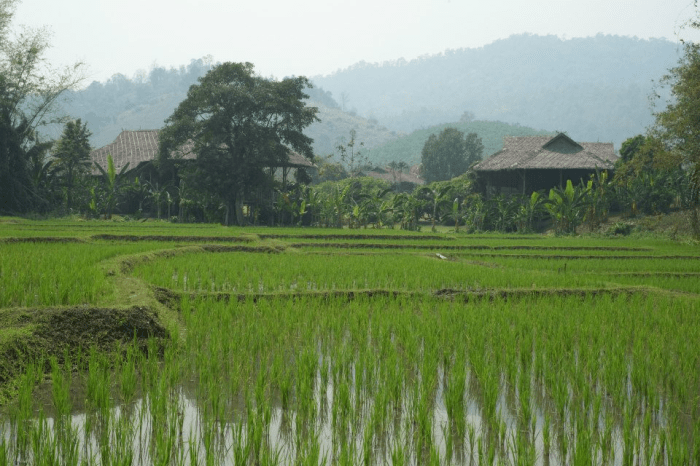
90;129;315;176
473;133;617;196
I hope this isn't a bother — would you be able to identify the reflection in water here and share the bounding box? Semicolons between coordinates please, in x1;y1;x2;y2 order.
1;370;633;466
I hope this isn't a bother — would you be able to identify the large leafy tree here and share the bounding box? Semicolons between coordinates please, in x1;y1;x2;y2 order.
0;0;83;213
420;128;483;183
52;119;92;210
159;62;318;225
646;10;700;234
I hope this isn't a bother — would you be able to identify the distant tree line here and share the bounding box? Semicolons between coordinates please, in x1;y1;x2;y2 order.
1;0;698;236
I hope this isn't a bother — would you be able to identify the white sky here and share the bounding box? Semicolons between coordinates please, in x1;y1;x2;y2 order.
12;0;700;85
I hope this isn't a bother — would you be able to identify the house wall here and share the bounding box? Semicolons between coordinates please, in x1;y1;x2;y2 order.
480;168;603;197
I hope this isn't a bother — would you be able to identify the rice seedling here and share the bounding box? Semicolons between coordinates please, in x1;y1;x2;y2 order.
2;220;700;465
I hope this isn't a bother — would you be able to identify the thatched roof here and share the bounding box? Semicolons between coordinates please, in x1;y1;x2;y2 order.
90;130;315;174
285;151;315;169
90;130;181;174
473;133;617;172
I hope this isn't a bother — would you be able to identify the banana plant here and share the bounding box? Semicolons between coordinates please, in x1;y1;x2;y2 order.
394;192;423;231
582;170;611;228
514;191;547;233
146;181;171;220
545;180;589;234
490;194;519;232
329;183;354;228
361;187;394;228
418;185;454;232
94;154;130;219
442;197;467;232
301;187;321;226
462;194;486;232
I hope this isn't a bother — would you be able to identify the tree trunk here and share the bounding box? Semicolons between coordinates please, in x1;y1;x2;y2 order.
234;190;245;226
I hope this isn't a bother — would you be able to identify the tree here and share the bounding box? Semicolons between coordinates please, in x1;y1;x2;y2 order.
618;135;646;165
158;62;318;225
314;156;348;182
0;0;84;213
336;129;368;178
52;119;92;210
420;128;483;183
647;10;700;234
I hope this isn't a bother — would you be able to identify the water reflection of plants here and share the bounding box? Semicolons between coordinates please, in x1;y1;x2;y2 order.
4;293;700;464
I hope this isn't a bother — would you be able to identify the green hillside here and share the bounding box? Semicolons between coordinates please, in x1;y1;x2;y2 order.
313;34;678;148
303;102;400;157
368;120;554;166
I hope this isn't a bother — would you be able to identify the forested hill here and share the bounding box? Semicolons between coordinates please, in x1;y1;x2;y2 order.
370;120;553;167
60;58;215;148
58;59;397;157
312;34;681;147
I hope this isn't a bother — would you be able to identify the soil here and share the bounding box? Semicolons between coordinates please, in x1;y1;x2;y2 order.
153;286;419;311
152;284;648;312
0;305;167;402
289;242;653;251
259;234;448;240
0;237;85;243
433;287;644;301
91;234;254;242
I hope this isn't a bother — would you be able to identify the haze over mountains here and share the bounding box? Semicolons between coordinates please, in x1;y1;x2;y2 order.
61;34;681;165
313;34;680;147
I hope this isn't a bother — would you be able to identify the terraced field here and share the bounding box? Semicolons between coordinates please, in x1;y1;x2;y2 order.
1;218;699;465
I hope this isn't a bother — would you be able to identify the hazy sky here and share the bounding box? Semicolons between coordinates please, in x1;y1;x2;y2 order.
12;0;700;85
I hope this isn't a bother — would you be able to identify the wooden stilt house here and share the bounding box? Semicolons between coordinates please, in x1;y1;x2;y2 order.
473;133;617;197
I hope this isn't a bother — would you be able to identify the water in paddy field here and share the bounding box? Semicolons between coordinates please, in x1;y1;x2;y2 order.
0;366;648;466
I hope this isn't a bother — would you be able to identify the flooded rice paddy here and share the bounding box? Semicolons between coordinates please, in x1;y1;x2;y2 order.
1;224;699;465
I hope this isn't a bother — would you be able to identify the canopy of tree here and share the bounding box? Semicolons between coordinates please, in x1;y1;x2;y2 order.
644;22;700;232
421;128;483;183
52;119;92;210
158;62;318;225
0;0;83;213
370;120;552;166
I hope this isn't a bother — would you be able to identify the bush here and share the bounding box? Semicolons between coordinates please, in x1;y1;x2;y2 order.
608;222;633;236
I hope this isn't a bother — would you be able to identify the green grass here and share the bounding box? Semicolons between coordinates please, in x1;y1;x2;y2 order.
0;241;180;307
1;218;699;465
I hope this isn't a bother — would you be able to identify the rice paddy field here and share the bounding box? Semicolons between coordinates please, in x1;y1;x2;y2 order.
1;216;699;465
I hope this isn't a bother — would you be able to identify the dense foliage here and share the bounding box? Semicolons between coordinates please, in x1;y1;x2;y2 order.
0;0;83;213
369;120;553;166
158;62;318;226
421;128;483;183
645;33;700;234
51;119;92;210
